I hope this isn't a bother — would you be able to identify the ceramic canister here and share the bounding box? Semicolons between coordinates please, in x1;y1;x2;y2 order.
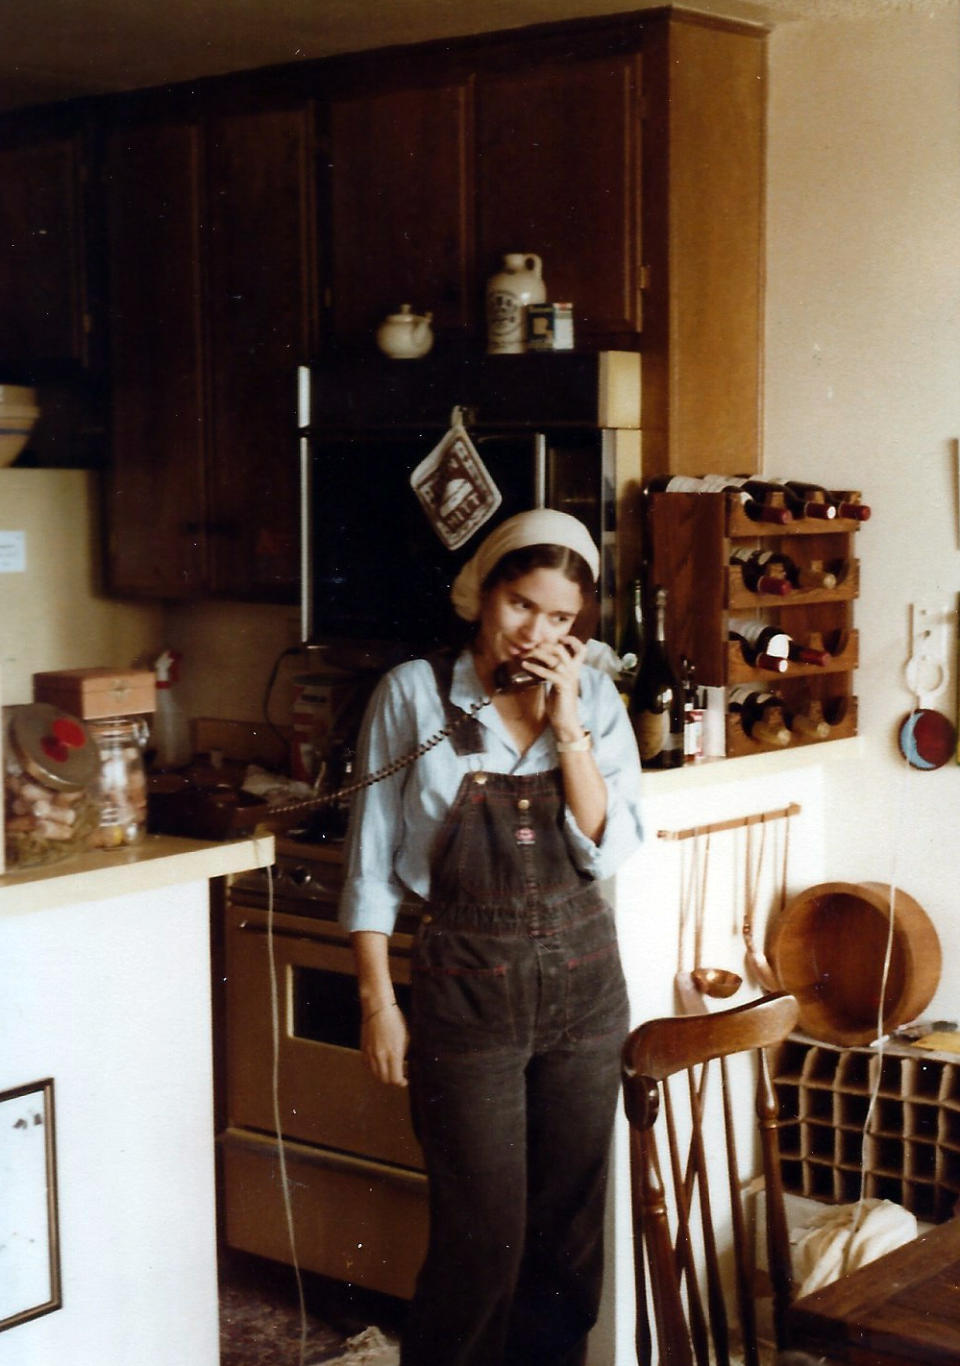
485;253;546;354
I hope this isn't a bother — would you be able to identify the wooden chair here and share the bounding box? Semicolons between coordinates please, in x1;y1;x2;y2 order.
621;991;829;1366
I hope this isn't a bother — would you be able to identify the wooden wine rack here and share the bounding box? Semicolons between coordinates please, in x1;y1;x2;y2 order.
771;1035;960;1223
646;491;864;756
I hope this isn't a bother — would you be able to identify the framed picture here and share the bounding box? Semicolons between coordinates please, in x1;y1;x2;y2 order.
0;1079;61;1333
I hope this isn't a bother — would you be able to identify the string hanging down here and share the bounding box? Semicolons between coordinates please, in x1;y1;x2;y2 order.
657;801;801;843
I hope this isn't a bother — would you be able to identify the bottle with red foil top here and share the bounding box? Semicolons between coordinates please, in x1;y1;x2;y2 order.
729;548;793;596
644;475;792;525
788;633;832;667
771;479;871;522
728;618;790;672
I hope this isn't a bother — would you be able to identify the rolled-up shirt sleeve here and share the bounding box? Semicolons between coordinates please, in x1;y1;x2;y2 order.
338;672;413;936
562;670;644;880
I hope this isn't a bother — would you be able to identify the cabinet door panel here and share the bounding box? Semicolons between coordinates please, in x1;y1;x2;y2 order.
106;121;206;597
329;83;472;341
477;56;640;343
205;103;315;599
0;136;86;369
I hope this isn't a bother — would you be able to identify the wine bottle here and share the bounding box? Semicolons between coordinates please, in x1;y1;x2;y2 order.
775;479;871;522
630;585;683;769
644;475;791;525
788;558;838;591
728;684;791;748
788;698;831;739
728;617;790;672
616;578;645;704
729;548;793;596
830;488;872;521
681;656;704;763
765;479;837;520
787;633;831;667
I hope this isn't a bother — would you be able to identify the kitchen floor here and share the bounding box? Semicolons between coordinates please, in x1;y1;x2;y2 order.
218;1249;405;1366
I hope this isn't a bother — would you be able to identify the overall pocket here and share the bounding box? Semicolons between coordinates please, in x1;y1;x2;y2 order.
411;924;518;1053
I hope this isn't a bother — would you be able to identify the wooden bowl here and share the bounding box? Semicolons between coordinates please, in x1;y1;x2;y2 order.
767;881;941;1046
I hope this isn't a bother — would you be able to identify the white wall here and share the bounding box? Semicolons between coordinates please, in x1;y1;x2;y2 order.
765;5;960;1019
0;470;161;704
0;882;220;1366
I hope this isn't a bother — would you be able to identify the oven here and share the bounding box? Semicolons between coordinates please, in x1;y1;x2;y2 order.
217;840;428;1299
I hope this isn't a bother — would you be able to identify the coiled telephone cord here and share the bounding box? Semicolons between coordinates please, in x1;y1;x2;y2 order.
261;693;494;827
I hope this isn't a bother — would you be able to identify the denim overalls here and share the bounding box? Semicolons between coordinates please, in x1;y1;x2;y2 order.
401;658;630;1366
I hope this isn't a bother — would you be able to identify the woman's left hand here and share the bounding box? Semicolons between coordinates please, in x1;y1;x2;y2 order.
524;635;587;741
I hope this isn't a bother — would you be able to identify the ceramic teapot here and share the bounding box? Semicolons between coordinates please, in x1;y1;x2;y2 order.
376;304;434;359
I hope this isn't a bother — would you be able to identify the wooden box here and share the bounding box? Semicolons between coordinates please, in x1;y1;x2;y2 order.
33;667;156;718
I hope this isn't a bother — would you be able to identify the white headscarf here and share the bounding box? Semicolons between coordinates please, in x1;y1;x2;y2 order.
450;509;600;622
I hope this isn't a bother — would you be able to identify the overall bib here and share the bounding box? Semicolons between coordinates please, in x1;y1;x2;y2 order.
401;661;630;1366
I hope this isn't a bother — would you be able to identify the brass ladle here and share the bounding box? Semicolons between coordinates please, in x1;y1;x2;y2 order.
691;965;742;999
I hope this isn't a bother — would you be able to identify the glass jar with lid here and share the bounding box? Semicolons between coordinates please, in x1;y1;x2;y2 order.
3;703;100;868
86;716;149;847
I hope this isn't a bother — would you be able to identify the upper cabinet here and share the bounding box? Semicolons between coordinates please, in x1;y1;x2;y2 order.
104;97;316;601
0;9;766;598
321;12;765;475
326;80;473;343
0;122;90;373
475;53;641;348
104;119;206;598
204;101;317;597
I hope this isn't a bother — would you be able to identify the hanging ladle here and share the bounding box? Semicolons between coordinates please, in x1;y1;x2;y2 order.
741;817;781;992
675;832;743;1012
691;964;742;999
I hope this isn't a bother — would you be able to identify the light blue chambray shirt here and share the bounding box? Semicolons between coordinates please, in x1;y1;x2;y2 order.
338;649;644;935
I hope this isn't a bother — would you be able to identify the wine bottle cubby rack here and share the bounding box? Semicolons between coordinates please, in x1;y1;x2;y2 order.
647;490;864;756
770;1035;960;1223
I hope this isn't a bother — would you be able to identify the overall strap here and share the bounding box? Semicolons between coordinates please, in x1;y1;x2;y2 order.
427;650;487;757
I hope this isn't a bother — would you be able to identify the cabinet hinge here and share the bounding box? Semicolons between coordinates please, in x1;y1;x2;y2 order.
83;312;93;335
639;265;651;292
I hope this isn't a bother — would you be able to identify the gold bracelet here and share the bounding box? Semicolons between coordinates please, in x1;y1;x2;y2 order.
555;731;592;753
363;1001;399;1022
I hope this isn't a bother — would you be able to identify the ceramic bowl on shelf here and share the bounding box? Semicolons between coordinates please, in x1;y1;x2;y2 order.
0;384;40;466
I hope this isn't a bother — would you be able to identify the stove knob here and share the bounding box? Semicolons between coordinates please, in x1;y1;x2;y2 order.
289;864;313;888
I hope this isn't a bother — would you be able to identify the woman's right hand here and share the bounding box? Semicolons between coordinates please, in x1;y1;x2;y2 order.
361;1001;410;1087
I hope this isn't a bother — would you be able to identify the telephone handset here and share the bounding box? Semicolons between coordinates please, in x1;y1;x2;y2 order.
492;617;592;694
264;617;594;828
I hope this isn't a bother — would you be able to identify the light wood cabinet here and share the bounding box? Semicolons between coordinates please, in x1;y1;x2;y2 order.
772;1035;960;1224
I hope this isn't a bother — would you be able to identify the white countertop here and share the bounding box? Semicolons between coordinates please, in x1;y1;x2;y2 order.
0;831;275;917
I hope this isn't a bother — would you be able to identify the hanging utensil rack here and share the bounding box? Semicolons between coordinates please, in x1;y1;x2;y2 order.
657;801;801;843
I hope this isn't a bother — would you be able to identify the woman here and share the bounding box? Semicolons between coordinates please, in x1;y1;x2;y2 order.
339;508;643;1366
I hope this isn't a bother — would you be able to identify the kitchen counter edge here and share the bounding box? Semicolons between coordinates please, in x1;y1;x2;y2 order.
0;832;276;917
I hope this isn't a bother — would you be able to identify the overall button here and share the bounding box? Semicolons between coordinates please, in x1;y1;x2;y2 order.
516;797;531;812
472;773;488;786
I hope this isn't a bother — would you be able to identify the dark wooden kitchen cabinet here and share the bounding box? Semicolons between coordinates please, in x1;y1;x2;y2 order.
321;10;765;474
105;119;207;597
204;101;316;597
105;98;316;599
0;125;90;372
326;79;473;344
475;53;641;348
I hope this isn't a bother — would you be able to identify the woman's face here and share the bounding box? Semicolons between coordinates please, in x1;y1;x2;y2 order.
476;566;583;666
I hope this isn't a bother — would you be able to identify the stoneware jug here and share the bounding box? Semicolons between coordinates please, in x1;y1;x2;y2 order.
485;253;546;354
376;304;434;359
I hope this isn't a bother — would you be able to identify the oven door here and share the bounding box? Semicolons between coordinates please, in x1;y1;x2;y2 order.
224;903;423;1171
